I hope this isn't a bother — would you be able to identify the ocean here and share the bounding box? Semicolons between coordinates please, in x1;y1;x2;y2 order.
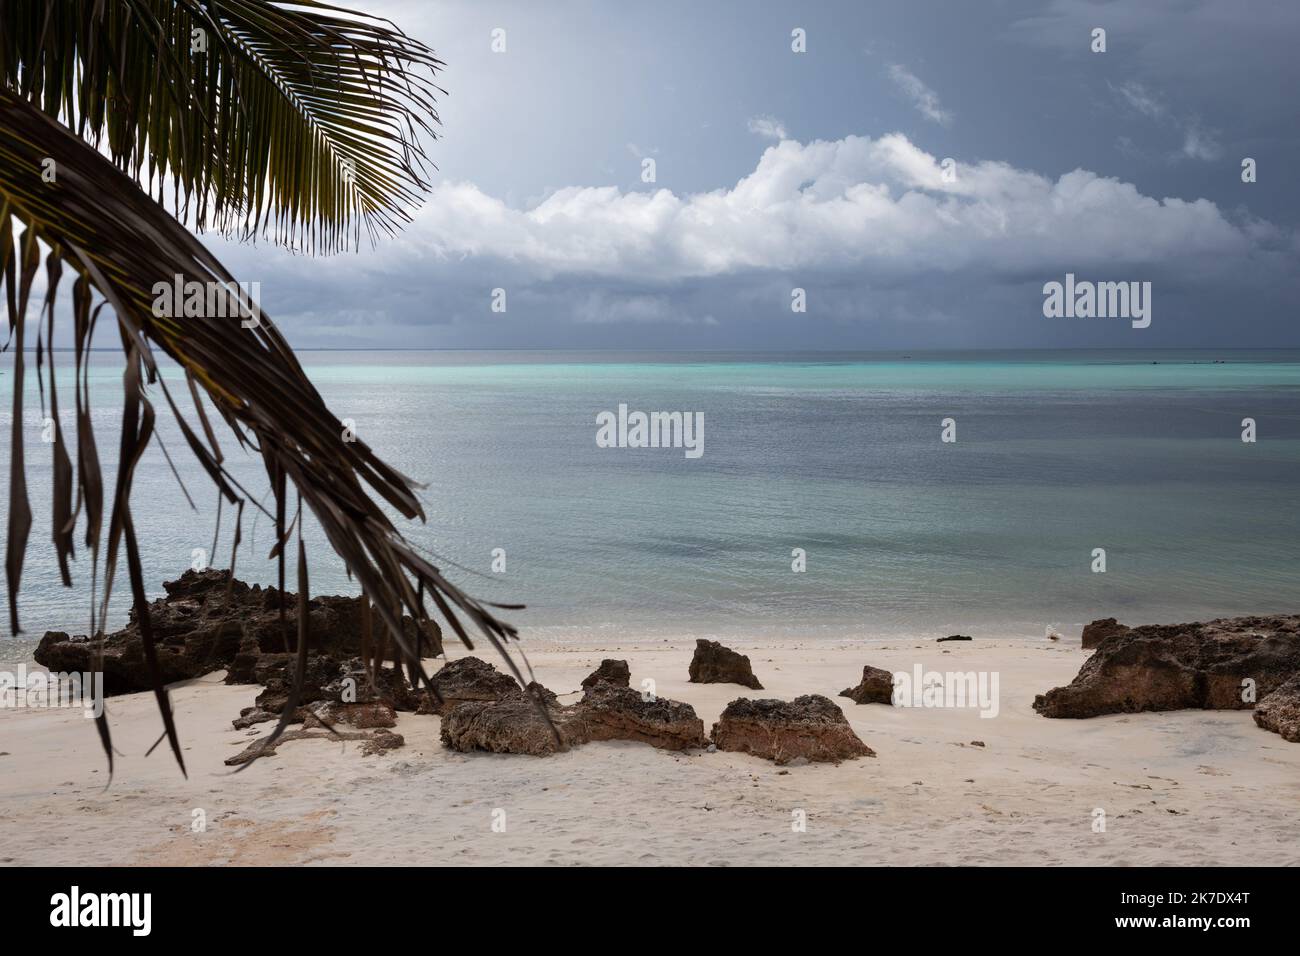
4;349;1299;660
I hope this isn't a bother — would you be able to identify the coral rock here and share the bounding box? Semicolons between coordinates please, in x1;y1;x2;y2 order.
1254;672;1300;742
579;684;706;750
839;665;895;705
710;694;874;765
416;656;522;716
1081;617;1132;650
1034;614;1300;719
688;639;763;689
581;659;631;689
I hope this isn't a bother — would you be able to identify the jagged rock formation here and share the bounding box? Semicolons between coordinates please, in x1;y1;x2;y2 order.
256;655;420;712
35;569;442;696
439;682;707;755
304;701;399;730
439;688;582;756
232;655;418;730
710;695;874;765
688;639;763;689
1254;672;1300;742
839;665;895;705
1034;614;1300;720
581;659;631;689
415;656;522;715
579;684;707;750
1081;617;1131;650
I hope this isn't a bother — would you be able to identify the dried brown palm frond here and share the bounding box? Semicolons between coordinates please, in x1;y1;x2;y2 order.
1;2;534;775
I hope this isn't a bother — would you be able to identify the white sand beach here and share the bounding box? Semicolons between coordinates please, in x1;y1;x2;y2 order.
3;639;1298;866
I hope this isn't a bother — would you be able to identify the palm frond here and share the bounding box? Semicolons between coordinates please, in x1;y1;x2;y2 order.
0;0;444;253
1;86;526;771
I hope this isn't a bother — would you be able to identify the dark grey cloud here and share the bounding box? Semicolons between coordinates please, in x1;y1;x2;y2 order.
185;0;1300;350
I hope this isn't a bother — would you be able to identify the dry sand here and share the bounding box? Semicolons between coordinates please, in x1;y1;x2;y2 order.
3;638;1298;866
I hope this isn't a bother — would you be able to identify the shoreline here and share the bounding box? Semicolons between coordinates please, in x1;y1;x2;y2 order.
15;610;1300;665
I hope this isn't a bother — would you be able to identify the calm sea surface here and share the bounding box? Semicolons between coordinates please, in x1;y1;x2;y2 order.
4;349;1299;659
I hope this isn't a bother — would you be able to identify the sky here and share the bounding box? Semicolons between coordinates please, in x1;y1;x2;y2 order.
204;0;1300;350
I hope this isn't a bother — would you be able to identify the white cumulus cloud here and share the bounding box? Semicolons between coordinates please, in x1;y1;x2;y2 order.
403;132;1261;282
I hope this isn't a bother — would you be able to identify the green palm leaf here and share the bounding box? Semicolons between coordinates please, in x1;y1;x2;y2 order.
0;0;444;252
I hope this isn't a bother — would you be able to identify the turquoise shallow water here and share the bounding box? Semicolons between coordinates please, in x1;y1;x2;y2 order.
3;349;1300;659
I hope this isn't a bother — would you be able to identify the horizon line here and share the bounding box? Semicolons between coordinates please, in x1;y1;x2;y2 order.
12;346;1300;354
